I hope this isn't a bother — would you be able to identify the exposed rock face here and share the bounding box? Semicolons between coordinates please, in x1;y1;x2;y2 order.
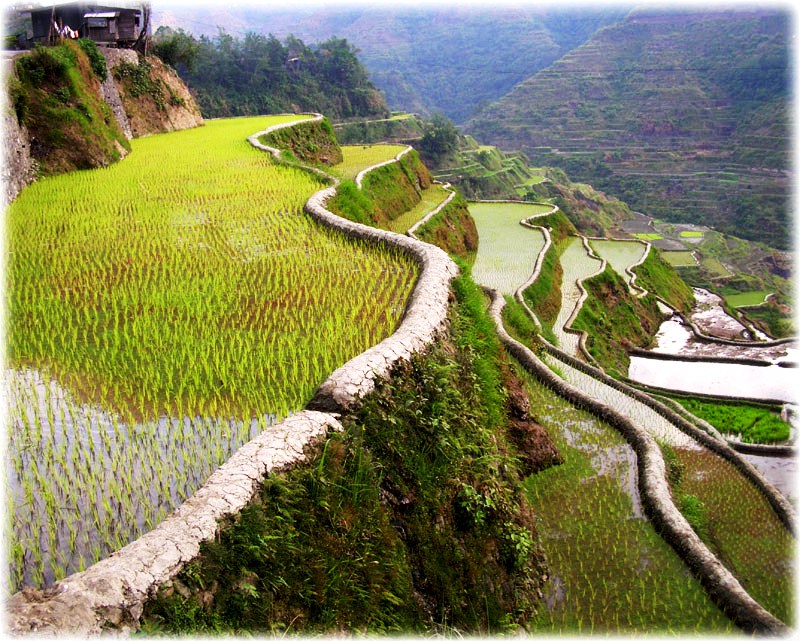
98;49;133;140
1;88;35;207
2;57;36;206
103;48;203;137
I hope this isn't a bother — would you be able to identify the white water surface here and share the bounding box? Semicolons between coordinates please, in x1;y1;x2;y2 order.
628;357;798;403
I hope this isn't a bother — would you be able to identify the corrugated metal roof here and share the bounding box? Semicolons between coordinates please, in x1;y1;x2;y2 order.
84;12;119;18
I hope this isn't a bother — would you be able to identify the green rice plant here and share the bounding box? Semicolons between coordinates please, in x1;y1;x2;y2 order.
5;115;419;591
662;250;699;267
516;364;733;633
468;201;552;295
552;237;603;355
388;184;450;234
330;144;408;181
588;239;647;291
668;447;794;624
668;396;790;443
723;290;773;308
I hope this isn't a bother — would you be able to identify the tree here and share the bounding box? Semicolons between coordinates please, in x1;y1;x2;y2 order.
151;26;200;72
419;113;458;162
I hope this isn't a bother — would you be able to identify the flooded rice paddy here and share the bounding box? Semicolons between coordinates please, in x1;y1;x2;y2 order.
5;367;270;591
469;201;551;295
552;237;603;354
520;368;734;633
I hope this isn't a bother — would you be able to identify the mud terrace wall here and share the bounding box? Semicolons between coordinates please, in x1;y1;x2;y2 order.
485;289;789;635
7;115;458;635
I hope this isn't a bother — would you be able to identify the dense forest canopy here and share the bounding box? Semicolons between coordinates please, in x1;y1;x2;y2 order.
152;27;389;120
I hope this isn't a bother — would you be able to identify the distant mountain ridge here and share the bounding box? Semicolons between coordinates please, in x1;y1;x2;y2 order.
464;8;791;249
153;5;629;123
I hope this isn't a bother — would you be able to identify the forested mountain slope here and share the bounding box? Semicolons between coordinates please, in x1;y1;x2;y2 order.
465;8;791;249
156;31;389;120
153;5;628;123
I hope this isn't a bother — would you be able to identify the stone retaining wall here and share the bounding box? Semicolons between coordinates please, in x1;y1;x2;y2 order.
537;334;795;533
6;411;342;635
629;347;774;367
355;145;412;188
6;114;459;635
485;289;789;635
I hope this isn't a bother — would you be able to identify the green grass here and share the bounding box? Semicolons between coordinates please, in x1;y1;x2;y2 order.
633;233;663;241
679;230;704;238
669;396;790;443
632;249;695;312
6;115;418;591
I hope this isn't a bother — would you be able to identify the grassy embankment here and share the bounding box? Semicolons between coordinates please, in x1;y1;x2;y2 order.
518;209;576;345
9;39;130;175
327;146;432;228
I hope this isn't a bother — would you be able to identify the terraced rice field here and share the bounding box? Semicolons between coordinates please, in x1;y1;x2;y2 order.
473;205;793;632
519;366;734;634
724;290;772;308
389;184;451;233
469;201;552;295
552;237;603;354
663;251;699;267
588;239;647;292
5;115;418;591
332;144;409;180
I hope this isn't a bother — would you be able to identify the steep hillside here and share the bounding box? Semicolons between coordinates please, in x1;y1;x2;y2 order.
465;8;791;249
153;5;628;123
105;48;203;137
8;40;131;178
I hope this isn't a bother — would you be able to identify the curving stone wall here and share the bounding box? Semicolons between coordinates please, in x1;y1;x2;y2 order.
6;411;343;635
407;181;456;238
6;115;459;635
485;289;789;635
537;335;795;533
355;145;412;189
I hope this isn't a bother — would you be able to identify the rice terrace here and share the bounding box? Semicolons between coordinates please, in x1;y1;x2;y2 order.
1;2;796;637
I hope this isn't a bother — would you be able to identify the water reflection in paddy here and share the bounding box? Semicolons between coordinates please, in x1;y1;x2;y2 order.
5;367;272;591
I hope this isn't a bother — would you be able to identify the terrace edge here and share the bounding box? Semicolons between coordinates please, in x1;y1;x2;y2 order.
5;114;459;635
